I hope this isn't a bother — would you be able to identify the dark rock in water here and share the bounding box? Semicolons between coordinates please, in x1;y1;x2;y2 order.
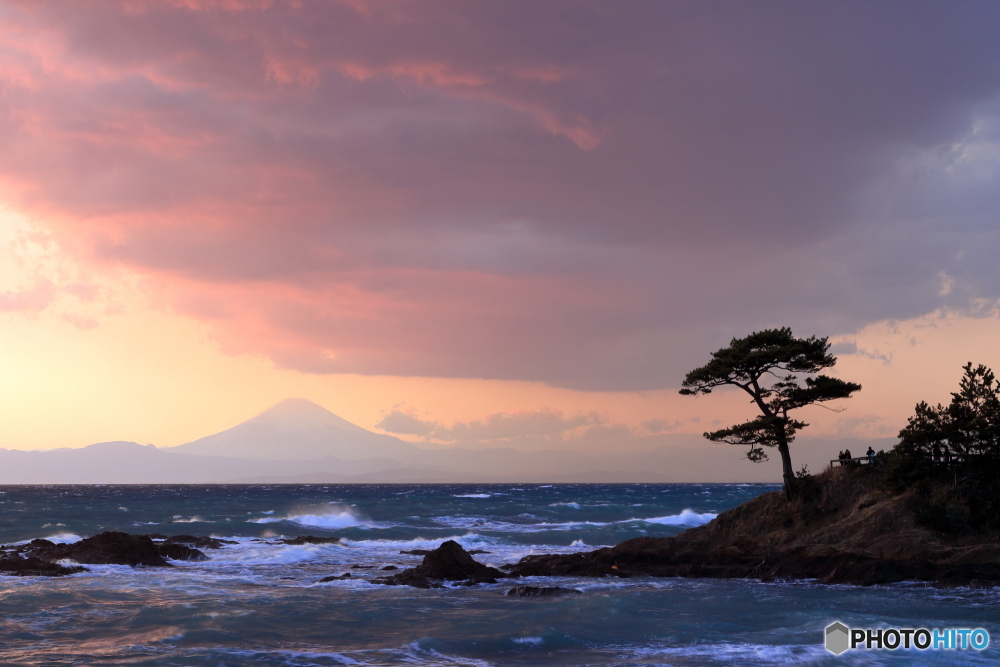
419;541;505;580
319;573;352;582
25;532;169;567
399;549;430;555
467;549;491;555
0;554;87;577
376;540;506;588
161;535;234;549
380;565;398;570
158;543;208;561
146;533;168;540
505;586;582;598
282;536;343;545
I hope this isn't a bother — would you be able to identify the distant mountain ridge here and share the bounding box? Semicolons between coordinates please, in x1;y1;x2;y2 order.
0;399;895;483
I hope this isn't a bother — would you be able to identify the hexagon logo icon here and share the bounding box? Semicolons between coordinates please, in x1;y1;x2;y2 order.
825;621;850;655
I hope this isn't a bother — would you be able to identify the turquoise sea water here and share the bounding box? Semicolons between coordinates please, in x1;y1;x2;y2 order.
0;483;996;665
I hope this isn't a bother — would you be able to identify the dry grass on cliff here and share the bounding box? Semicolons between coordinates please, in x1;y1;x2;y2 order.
682;465;1000;563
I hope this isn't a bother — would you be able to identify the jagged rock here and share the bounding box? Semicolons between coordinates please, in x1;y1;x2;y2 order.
161;535;235;549
376;540;506;588
380;565;398;570
0;554;87;577
24;532;169;567
505;586;582;597
158;543;208;561
282;536;343;545
319;573;352;582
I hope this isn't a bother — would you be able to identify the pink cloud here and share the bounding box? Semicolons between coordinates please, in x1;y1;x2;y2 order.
2;1;1000;389
0;282;55;313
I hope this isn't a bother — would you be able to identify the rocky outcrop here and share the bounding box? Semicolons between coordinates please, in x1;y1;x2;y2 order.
376;540;507;588
158;543;208;561
23;532;170;567
509;466;1000;587
0;553;87;577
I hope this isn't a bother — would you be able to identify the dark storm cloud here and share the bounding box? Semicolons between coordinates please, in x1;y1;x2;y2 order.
2;0;1000;388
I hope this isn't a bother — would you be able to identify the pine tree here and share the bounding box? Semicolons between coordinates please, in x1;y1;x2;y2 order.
681;328;861;499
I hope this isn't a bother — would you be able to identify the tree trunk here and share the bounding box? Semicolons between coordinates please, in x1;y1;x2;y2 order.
777;439;796;500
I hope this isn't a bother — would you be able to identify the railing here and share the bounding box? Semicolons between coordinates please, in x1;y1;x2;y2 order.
829;456;877;467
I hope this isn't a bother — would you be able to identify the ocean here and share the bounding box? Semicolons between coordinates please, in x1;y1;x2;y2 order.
0;483;995;666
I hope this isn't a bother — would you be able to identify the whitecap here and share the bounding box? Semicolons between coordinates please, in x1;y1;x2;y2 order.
512;637;544;645
15;532;83;545
549;502;581;509
453;494;491;498
248;506;368;530
170;515;213;523
432;515;610;532
639;509;717;527
251;512;363;530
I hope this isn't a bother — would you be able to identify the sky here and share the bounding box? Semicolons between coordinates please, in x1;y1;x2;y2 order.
3;1;1000;469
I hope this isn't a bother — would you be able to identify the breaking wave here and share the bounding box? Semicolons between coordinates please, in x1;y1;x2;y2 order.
249;506;366;530
640;509;717;527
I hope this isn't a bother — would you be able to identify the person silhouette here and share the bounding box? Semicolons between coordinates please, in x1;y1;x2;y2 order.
866;446;876;463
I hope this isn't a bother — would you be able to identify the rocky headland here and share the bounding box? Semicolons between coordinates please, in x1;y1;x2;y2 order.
509;465;1000;587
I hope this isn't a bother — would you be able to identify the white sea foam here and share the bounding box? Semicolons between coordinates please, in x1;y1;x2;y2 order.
618;642;832;665
244;504;396;530
170;515;213;523
549;502;581;509
8;532;83;546
431;509;717;532
227;542;344;566
452;494;491;498
641;509;717;527
512;637;544;645
250;509;365;530
340;534;491;551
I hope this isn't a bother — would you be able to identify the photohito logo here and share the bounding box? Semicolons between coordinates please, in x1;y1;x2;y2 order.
825;622;989;655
